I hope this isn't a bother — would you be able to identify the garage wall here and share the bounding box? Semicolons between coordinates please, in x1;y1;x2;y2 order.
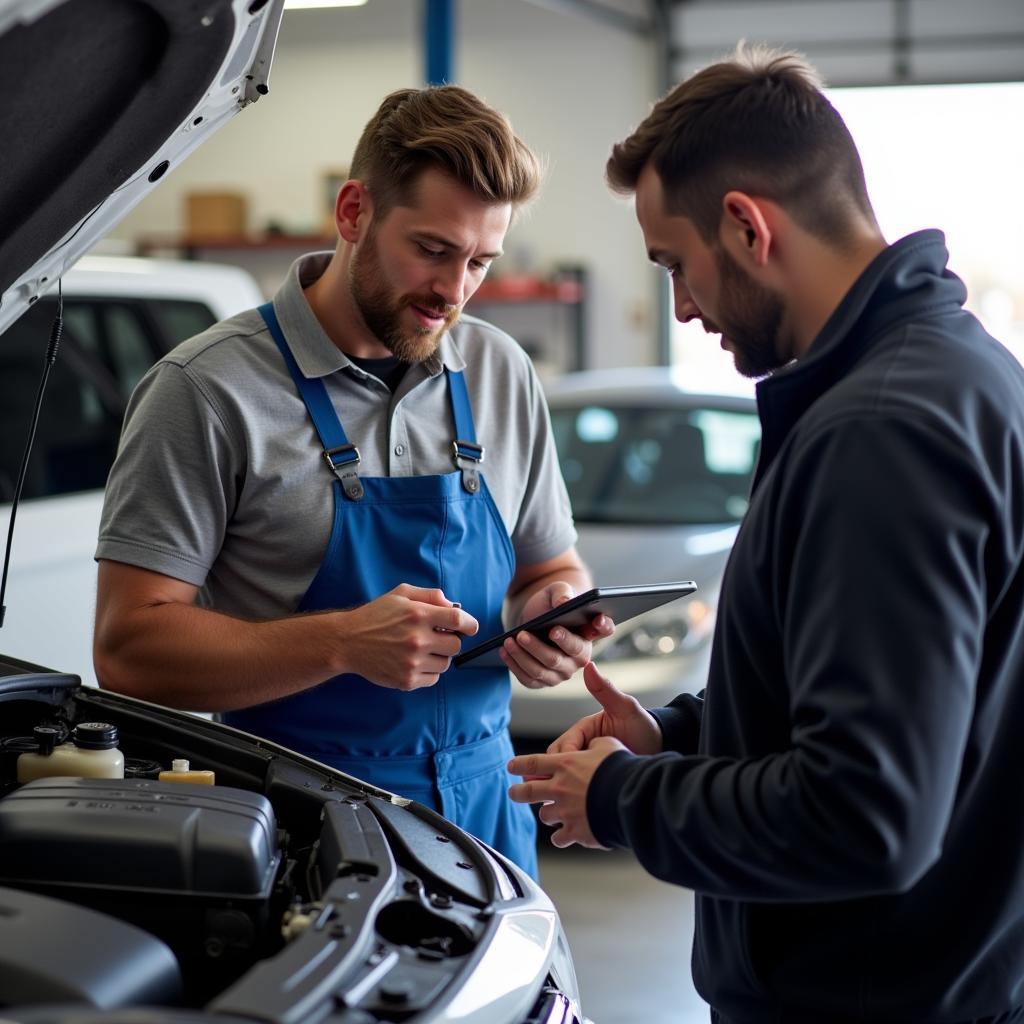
670;0;1024;86
110;0;661;370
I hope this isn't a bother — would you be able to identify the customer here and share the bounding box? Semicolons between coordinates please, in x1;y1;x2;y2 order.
94;85;611;877
509;44;1024;1019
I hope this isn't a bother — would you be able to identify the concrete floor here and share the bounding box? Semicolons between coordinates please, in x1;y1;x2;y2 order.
536;842;710;1024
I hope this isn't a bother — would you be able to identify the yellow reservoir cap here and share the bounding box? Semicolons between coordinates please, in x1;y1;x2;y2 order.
158;758;215;785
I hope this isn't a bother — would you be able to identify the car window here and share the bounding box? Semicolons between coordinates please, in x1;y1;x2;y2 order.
551;403;761;525
102;304;159;400
60;304;109;426
146;299;220;351
0;296;217;502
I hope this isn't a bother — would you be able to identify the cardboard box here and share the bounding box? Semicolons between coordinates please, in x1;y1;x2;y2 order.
185;191;248;238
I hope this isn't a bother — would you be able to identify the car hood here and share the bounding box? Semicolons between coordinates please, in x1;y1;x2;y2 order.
574;521;739;593
0;0;284;338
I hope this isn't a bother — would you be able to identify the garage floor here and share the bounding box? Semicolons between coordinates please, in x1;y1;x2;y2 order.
536;843;710;1023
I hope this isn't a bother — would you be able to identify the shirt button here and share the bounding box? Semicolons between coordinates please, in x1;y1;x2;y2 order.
394;444;405;456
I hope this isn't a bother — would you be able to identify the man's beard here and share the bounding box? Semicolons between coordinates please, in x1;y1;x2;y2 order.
349;228;461;363
706;245;787;379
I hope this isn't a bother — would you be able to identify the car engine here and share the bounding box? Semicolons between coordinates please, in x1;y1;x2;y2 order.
0;657;582;1024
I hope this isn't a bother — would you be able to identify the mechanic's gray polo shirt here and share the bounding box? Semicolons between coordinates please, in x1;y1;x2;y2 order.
96;253;577;619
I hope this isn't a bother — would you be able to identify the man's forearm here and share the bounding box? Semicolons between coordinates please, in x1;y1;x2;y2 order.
95;601;345;712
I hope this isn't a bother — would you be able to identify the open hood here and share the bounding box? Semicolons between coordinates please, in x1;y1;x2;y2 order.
0;0;284;337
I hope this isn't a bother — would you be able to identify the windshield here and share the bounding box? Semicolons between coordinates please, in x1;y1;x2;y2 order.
551;403;761;526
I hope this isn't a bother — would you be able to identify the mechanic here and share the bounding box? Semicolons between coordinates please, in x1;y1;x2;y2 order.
93;85;611;877
508;44;1024;1019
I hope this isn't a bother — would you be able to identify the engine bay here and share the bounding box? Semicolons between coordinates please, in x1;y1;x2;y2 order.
0;657;531;1022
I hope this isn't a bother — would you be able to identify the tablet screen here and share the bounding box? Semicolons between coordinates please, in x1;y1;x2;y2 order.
453;581;697;669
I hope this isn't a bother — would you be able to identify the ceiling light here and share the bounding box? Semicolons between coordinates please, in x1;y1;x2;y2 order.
284;0;368;9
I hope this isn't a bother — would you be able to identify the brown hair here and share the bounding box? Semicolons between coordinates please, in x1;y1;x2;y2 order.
351;85;541;216
607;44;876;245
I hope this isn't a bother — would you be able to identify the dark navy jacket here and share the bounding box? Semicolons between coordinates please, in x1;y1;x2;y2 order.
589;231;1024;1023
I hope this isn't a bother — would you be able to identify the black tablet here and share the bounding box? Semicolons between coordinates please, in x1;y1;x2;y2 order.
453;581;697;669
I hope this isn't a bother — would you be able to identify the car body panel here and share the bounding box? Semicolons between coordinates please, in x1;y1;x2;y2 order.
50;254;269;307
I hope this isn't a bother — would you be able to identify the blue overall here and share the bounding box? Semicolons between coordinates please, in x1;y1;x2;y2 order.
224;303;537;876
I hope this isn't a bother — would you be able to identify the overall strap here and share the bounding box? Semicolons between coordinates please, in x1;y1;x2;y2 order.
446;368;484;494
258;302;363;500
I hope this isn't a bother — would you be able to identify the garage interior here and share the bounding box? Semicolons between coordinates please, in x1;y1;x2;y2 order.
1;1;1023;1022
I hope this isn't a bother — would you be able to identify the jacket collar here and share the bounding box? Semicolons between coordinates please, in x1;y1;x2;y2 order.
751;229;966;486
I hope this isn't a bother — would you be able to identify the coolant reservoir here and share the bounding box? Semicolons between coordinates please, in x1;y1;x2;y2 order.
17;723;125;782
158;759;215;785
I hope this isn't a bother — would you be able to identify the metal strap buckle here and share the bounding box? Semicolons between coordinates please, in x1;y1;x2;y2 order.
452;439;484;494
323;443;361;471
322;444;363;500
452;439;484;464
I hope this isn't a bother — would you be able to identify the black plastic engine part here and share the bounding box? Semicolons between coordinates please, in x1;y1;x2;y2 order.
0;885;182;1008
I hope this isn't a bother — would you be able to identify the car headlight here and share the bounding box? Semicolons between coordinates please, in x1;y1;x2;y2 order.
598;594;716;662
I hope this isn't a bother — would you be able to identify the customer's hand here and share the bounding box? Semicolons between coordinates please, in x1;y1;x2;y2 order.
548;662;663;755
500;582;614;690
508;735;625;849
337;585;477;690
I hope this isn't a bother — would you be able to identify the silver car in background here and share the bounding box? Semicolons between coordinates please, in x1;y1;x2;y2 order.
510;367;760;741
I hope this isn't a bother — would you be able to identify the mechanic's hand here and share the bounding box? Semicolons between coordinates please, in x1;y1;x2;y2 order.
547;662;663;755
337;584;477;690
507;736;625;849
499;582;614;690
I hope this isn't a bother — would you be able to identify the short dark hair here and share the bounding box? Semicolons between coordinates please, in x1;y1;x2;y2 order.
607;44;876;245
351;85;540;216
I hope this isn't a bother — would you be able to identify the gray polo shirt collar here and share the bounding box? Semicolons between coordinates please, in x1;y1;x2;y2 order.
271;252;468;381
